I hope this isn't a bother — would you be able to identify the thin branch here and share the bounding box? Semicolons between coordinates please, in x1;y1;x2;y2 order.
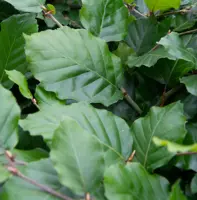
157;8;191;18
41;5;63;28
156;85;183;106
124;3;147;18
7;167;73;200
176;152;197;156
179;28;197;36
132;8;147;18
121;88;142;114
126;150;136;163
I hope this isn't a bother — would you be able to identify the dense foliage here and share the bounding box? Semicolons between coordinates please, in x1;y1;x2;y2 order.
1;0;197;199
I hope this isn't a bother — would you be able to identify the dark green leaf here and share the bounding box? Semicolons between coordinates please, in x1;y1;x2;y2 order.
104;162;169;200
0;14;38;88
191;174;197;194
51;117;105;195
80;0;129;42
169;181;187;200
0;85;20;149
131;102;186;170
25;27;124;106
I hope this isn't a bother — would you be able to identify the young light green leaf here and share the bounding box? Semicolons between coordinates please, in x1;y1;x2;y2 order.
104;162;169;200
0;14;38;89
80;0;129;42
0;159;76;200
5;70;33;99
25;26;124;106
3;0;46;13
144;0;181;12
181;75;197;96
20;102;132;164
169;181;187;200
51;117;105;195
0;85;20;149
153;137;197;153
131;102;187;171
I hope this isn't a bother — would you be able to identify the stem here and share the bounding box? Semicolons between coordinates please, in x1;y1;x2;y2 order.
41;5;63;28
157;85;183;106
8;167;72;200
179;28;197;36
176;152;197;156
157;8;191;18
126;150;136;163
47;14;63;28
121;88;142;114
132;8;147;18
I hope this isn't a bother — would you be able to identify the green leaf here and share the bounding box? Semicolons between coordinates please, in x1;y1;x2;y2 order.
20;102;132;163
140;59;194;87
153;137;197;153
25;27;124;106
181;75;197;96
0;165;10;183
183;94;197;120
144;0;181;12
35;85;65;109
131;102;187;170
5;70;33;99
125;18;170;55
0;14;38;88
0;85;20;149
158;32;197;66
127;47;175;68
0;159;76;200
191;174;197;194
104;162;169;200
3;0;46;13
51;117;105;195
80;0;129;42
171;14;196;32
169;181;187;200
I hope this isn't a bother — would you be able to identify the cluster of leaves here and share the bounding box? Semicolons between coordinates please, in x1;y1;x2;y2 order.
1;0;197;199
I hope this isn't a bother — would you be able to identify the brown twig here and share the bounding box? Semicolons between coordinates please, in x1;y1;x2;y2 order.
7;167;72;200
121;88;142;114
176;152;197;156
126;150;136;163
157;8;191;18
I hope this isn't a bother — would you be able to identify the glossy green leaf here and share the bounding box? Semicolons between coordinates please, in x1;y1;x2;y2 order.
6;70;32;99
104;162;169;200
158;32;197;67
0;159;76;200
131;102;187;170
35;85;65;109
0;14;38;88
20;102;132;163
181;75;197;96
3;0;45;13
80;0;129;42
191;174;197;194
51;117;105;195
127;47;175;68
169;181;187;200
153;137;197;153
25;27;124;106
125;18;170;55
144;0;181;12
0;85;20;149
